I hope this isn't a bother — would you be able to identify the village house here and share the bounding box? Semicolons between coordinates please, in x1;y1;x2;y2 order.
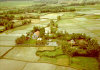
32;31;40;39
45;27;51;35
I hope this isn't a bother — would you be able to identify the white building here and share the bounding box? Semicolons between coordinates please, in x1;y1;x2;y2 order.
45;27;51;35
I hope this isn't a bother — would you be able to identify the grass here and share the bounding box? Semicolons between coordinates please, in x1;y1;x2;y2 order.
37;47;70;66
38;56;57;64
37;47;99;70
37;48;63;57
38;55;69;66
37;49;99;70
24;39;36;44
71;57;99;70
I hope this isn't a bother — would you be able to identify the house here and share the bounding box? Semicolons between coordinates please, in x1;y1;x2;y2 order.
32;31;40;39
45;27;51;35
47;41;58;47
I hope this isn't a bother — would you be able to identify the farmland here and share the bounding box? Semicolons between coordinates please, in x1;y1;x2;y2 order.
0;1;100;70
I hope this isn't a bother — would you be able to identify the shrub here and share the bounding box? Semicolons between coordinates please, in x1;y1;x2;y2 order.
5;22;13;30
5;9;24;14
50;19;55;26
86;39;100;56
36;39;46;46
15;35;26;44
51;27;57;34
61;41;70;55
19;15;40;20
70;33;91;41
32;26;40;32
40;27;45;37
4;14;14;21
44;34;50;40
0;19;8;26
49;34;57;39
56;31;69;40
57;16;61;21
19;16;25;20
22;20;31;25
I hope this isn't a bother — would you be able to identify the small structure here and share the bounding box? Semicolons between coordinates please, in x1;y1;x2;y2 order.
32;31;40;39
45;27;51;35
70;39;75;45
47;41;58;47
68;39;76;46
37;38;42;41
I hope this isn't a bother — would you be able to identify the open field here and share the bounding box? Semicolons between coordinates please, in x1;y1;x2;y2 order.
0;1;37;8
0;1;100;70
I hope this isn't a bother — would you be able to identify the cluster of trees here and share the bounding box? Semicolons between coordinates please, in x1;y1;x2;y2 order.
0;14;33;32
16;26;45;46
15;35;27;44
5;22;14;30
60;33;100;57
30;5;76;13
68;1;98;6
22;20;31;25
16;26;100;57
57;16;61;21
0;19;9;26
31;26;45;37
0;14;15;31
19;15;40;20
1;4;76;14
0;14;14;21
3;9;24;14
21;4;76;13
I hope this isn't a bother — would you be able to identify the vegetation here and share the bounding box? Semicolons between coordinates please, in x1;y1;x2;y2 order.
1;4;76;14
36;39;47;46
32;26;45;37
0;19;9;26
15;35;27;44
5;22;14;30
0;14;15;31
57;16;61;21
61;33;100;57
37;48;63;57
37;47;99;70
0;14;14;21
1;1;100;70
71;57;99;70
16;25;100;57
0;14;33;32
19;15;40;20
22;20;31;25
